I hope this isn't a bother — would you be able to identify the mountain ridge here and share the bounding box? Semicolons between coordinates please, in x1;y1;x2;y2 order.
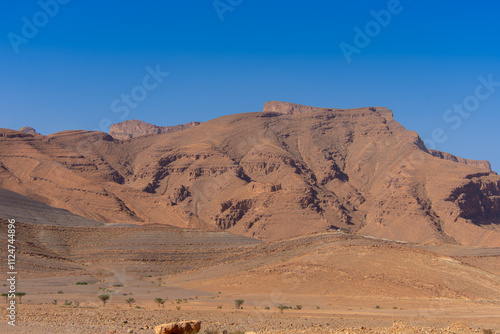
1;101;499;246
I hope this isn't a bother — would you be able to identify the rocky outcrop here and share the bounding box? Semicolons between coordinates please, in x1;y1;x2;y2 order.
154;320;201;334
18;126;39;135
109;119;200;140
429;149;492;172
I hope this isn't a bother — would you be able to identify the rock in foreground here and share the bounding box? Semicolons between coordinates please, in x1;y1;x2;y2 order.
154;320;201;334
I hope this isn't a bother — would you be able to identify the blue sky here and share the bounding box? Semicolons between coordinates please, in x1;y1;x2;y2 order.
1;1;499;171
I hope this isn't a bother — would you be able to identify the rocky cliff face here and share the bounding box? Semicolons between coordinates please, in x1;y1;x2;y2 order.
109;119;200;140
1;102;499;246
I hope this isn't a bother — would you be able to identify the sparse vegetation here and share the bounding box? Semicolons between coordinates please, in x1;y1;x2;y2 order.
112;284;123;287
234;299;244;309
75;282;87;285
63;300;72;306
98;294;110;306
154;298;166;307
316;306;320;309
277;304;286;313
57;290;64;294
295;305;302;310
217;305;222;309
483;330;493;334
125;298;135;307
52;300;57;305
15;292;26;303
175;306;181;310
375;305;381;309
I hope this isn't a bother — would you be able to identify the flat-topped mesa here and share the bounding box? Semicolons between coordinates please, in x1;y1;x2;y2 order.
263;101;392;117
109;119;201;140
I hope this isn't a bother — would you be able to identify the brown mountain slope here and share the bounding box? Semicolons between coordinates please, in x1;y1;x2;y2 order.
0;102;499;246
109;119;200;140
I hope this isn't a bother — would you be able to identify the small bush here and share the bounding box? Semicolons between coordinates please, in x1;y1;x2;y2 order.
57;290;63;294
112;284;123;287
52;300;57;305
63;300;72;306
265;306;270;310
483;330;493;334
375;305;381;309
234;299;244;309
316;306;320;309
176;306;181;310
98;294;110;306
75;282;87;285
296;305;302;310
217;305;222;309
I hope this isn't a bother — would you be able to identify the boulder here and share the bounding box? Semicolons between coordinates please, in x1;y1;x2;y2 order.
154;320;201;334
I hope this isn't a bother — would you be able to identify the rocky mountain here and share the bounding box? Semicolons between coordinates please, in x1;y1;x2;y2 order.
109;119;201;140
0;101;499;246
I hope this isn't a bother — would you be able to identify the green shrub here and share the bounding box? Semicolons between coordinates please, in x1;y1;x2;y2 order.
296;305;302;310
98;294;110;306
75;282;87;285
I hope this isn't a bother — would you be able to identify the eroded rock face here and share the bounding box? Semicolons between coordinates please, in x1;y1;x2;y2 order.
1;102;499;246
429;149;492;172
446;174;500;223
18;126;39;135
154;320;201;334
109;119;200;140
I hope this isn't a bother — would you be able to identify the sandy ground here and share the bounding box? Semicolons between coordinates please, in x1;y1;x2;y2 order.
1;302;499;333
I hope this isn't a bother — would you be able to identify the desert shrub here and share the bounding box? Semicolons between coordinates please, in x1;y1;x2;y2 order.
234;299;244;309
217;305;222;309
155;298;166;307
75;282;87;285
57;290;63;294
277;304;286;313
316;306;320;309
483;330;493;334
265;306;270;310
113;284;123;287
52;300;57;305
63;300;72;306
98;294;110;306
375;305;381;309
296;305;302;310
74;301;80;307
125;298;135;307
176;306;181;310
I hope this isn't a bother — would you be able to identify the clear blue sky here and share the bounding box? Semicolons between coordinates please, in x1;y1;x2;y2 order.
1;1;499;172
